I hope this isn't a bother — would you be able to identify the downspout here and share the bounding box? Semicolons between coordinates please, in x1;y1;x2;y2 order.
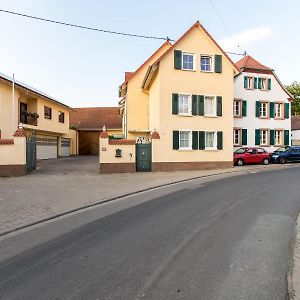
12;73;15;133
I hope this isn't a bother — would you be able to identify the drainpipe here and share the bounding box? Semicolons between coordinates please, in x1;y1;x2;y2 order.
12;73;15;133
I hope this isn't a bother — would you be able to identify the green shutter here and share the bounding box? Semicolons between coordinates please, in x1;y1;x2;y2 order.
192;95;198;116
284;130;290;145
217;131;223;150
174;50;182;70
198;95;204;116
242;129;247;145
256;101;260;118
242;100;247;117
284;103;290;119
192;131;199;150
217;96;222;116
270;102;275;118
172;93;179;115
268;78;272;90
258;78;262;89
254;77;258;89
244;76;248;88
270;129;275;145
255;129;260;145
214;55;222;73
173;131;179;150
199;131;205;150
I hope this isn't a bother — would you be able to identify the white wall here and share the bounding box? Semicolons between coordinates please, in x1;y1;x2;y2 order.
234;71;291;152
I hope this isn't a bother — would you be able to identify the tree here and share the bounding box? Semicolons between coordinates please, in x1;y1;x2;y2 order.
286;81;300;115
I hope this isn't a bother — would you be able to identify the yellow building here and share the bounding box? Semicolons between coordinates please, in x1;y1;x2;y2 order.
0;72;76;160
115;22;239;172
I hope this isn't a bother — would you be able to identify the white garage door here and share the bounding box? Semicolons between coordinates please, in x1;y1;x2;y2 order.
61;138;71;157
37;136;58;160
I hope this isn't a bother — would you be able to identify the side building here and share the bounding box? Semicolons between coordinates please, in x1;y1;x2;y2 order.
233;55;293;152
101;21;239;173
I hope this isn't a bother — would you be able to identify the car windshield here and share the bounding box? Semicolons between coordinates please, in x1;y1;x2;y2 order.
234;148;247;154
274;147;289;153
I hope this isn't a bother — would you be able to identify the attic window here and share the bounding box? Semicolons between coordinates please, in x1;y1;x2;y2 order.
182;53;195;71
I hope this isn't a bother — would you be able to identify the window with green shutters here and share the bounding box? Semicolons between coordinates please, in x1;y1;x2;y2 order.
172;94;179;115
242;129;247;145
254;77;258;89
284;103;290;119
244;76;248;89
174;50;182;70
199;131;205;150
255;101;260;118
198;95;204;116
217;131;223;150
192;95;198;115
270;102;275;118
255;129;260;145
268;78;271;90
284;130;290;145
217;96;222;116
270;129;275;145
173;131;179;150
214;55;222;73
258;78;262;89
242;100;247;117
192;131;199;150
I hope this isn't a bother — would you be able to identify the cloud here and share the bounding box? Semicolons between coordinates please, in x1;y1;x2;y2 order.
219;27;272;52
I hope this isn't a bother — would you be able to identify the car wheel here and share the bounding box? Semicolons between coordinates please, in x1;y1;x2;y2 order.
263;158;269;165
237;159;244;166
280;157;286;164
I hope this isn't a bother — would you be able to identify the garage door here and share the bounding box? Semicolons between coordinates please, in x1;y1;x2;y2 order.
61;138;71;157
36;136;58;160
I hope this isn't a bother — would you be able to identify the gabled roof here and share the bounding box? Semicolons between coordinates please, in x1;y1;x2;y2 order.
235;55;273;72
292;116;300;130
0;71;71;109
70;107;122;130
120;40;172;86
152;21;239;73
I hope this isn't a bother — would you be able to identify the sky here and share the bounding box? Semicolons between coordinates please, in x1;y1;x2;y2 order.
0;0;298;108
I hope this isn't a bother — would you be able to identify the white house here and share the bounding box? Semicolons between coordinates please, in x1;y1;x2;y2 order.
292;116;300;145
233;55;293;152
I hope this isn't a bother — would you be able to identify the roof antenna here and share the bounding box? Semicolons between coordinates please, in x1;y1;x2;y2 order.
243;51;247;56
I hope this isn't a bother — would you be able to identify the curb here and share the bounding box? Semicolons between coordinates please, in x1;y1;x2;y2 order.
0;164;298;238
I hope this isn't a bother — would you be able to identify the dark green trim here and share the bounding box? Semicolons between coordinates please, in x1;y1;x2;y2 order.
242;129;247;145
172;93;179;115
217;96;222;116
214;55;222;73
217;131;223;150
192;95;198;116
270;102;275;118
192;131;199;150
255;129;260;145
284;130;290;145
199;131;205;150
173;131;179;150
198;95;204;116
242;100;247;117
270;129;275;145
174;50;182;70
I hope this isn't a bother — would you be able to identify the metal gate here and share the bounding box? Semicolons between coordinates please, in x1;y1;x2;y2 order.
136;143;152;172
26;134;37;172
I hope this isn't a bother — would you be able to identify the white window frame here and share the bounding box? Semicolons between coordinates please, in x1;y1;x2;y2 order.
179;130;192;150
200;55;213;72
204;96;217;116
233;100;242;117
274;103;283;119
261;78;267;90
260;102;268;118
205;131;217;150
274;130;283;146
233;128;241;146
178;94;192;116
246;77;254;89
260;129;268;146
182;52;196;71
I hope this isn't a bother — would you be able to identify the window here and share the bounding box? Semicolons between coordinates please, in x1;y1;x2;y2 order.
182;53;195;70
44;106;52;119
274;130;282;145
260;130;268;145
233;129;241;145
179;131;192;150
178;94;191;115
275;103;283;118
204;96;216;116
58;111;65;123
260;102;268;118
261;78;267;90
233;100;241;117
257;148;266;154
246;77;253;89
200;55;212;72
205;131;216;149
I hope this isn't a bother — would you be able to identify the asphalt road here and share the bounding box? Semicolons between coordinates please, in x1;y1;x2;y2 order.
1;167;300;300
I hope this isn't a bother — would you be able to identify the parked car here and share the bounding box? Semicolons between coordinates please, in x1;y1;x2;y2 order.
270;146;300;164
234;147;270;166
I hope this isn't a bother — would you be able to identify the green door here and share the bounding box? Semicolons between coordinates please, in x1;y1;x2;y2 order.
136;143;152;172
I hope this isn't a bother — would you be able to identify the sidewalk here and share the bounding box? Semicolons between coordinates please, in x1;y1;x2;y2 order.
0;160;297;237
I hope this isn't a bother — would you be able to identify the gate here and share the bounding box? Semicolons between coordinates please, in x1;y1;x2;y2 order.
136;143;152;172
26;134;37;172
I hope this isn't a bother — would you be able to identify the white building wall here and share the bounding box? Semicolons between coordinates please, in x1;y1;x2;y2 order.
234;71;291;152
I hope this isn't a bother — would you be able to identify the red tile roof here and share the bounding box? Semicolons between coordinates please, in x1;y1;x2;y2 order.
0;139;14;145
108;139;136;145
235;55;272;72
99;131;109;138
292;116;300;130
151;131;160;139
70;107;122;130
13;127;27;137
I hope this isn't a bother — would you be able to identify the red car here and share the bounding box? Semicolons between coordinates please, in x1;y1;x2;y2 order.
234;147;270;166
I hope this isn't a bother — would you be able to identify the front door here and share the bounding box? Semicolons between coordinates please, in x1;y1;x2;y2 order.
136;143;152;172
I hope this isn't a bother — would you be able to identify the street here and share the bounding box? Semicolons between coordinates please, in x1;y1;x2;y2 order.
0;167;300;299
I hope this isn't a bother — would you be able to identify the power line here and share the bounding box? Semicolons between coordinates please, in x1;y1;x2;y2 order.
0;8;173;41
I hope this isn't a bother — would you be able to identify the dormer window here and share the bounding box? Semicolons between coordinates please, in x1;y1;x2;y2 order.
182;52;195;71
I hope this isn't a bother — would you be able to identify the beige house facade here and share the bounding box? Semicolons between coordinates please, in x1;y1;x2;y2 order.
100;22;239;173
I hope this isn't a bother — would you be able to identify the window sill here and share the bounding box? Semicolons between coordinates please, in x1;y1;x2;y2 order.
274;117;285;120
204;114;218;118
200;70;213;73
204;148;218;151
258;116;270;119
178;148;193;151
177;113;193;117
181;68;196;72
234;115;243;118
